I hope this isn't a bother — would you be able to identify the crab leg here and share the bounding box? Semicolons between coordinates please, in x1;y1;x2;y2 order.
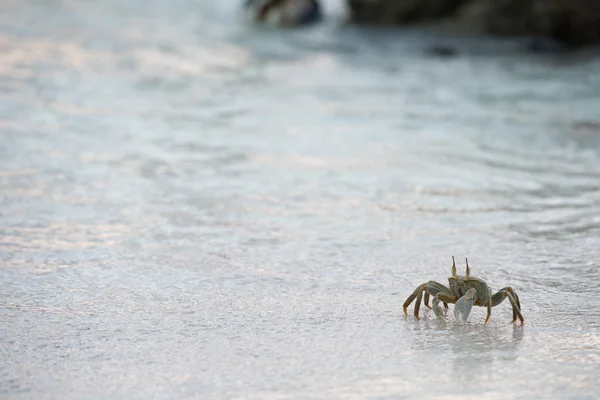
485;301;492;325
426;282;456;319
427;280;453;308
414;285;424;319
432;291;456;318
424;295;450;310
513;290;522;310
424;281;451;309
402;283;427;319
507;291;524;324
484;287;493;325
491;287;524;325
510;290;522;323
403;281;454;320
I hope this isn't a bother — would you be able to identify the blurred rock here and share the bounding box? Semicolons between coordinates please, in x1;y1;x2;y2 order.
425;44;459;57
530;0;600;46
347;0;467;25
245;0;322;27
524;37;570;53
347;0;600;47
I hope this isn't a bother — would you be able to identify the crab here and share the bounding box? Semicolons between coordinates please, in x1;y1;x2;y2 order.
402;257;524;325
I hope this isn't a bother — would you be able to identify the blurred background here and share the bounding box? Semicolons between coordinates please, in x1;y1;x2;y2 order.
1;0;600;399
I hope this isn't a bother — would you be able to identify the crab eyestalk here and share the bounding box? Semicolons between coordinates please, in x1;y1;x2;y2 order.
451;256;457;278
465;258;470;279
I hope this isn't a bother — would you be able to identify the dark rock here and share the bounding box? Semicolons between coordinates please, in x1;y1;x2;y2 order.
425;45;459;57
524;37;570;53
530;0;600;47
245;0;322;27
347;0;468;25
346;0;600;47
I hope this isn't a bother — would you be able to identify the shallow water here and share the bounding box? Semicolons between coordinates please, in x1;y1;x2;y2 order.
1;1;600;399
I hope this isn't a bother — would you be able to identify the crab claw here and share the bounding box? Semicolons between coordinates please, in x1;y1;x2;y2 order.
454;288;476;323
431;293;445;319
